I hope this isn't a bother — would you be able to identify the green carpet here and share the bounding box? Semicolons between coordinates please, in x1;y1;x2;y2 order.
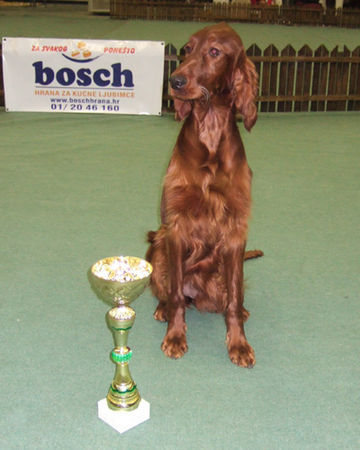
0;5;359;449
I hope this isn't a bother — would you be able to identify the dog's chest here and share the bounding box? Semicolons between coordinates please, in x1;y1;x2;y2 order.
197;167;236;217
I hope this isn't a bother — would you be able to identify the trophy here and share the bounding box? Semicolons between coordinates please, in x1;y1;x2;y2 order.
89;255;152;433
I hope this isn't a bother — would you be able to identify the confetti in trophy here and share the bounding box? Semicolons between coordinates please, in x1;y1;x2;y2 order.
90;256;152;434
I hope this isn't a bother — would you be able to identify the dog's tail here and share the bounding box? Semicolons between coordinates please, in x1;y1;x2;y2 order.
244;249;263;260
145;230;158;263
148;231;263;261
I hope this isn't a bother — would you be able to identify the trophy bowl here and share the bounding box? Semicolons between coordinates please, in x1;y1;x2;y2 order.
89;256;152;415
90;256;153;306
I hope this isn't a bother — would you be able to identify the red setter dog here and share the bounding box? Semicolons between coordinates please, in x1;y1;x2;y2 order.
146;23;262;367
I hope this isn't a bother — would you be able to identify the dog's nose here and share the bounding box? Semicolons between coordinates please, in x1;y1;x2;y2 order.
170;75;187;90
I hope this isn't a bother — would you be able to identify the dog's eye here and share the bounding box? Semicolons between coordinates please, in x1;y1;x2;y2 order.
209;47;220;57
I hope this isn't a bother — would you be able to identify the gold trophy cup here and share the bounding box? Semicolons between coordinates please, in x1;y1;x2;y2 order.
90;256;152;433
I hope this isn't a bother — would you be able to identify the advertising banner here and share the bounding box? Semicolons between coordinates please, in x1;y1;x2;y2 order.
2;37;165;115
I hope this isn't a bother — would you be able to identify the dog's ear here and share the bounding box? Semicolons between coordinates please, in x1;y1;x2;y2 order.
173;98;192;121
232;55;258;132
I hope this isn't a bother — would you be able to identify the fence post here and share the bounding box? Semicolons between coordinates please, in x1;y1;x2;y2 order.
295;45;313;112
311;45;329;112
278;44;296;112
348;46;360;111
338;46;351;111
327;46;343;111
262;45;279;112
163;43;178;112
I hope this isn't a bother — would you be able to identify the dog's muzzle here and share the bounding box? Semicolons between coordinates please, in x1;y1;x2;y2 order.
170;75;187;91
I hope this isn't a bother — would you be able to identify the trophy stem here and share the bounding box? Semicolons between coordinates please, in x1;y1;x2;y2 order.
106;306;141;412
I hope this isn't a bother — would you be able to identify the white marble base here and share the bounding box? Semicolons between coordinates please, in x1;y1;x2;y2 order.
97;398;150;434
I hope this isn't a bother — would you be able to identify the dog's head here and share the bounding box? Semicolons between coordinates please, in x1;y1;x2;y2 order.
169;23;258;131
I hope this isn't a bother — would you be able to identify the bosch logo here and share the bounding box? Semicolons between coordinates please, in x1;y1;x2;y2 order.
33;61;134;88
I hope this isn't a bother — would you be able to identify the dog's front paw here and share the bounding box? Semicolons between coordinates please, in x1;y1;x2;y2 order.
161;333;188;359
228;342;256;368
